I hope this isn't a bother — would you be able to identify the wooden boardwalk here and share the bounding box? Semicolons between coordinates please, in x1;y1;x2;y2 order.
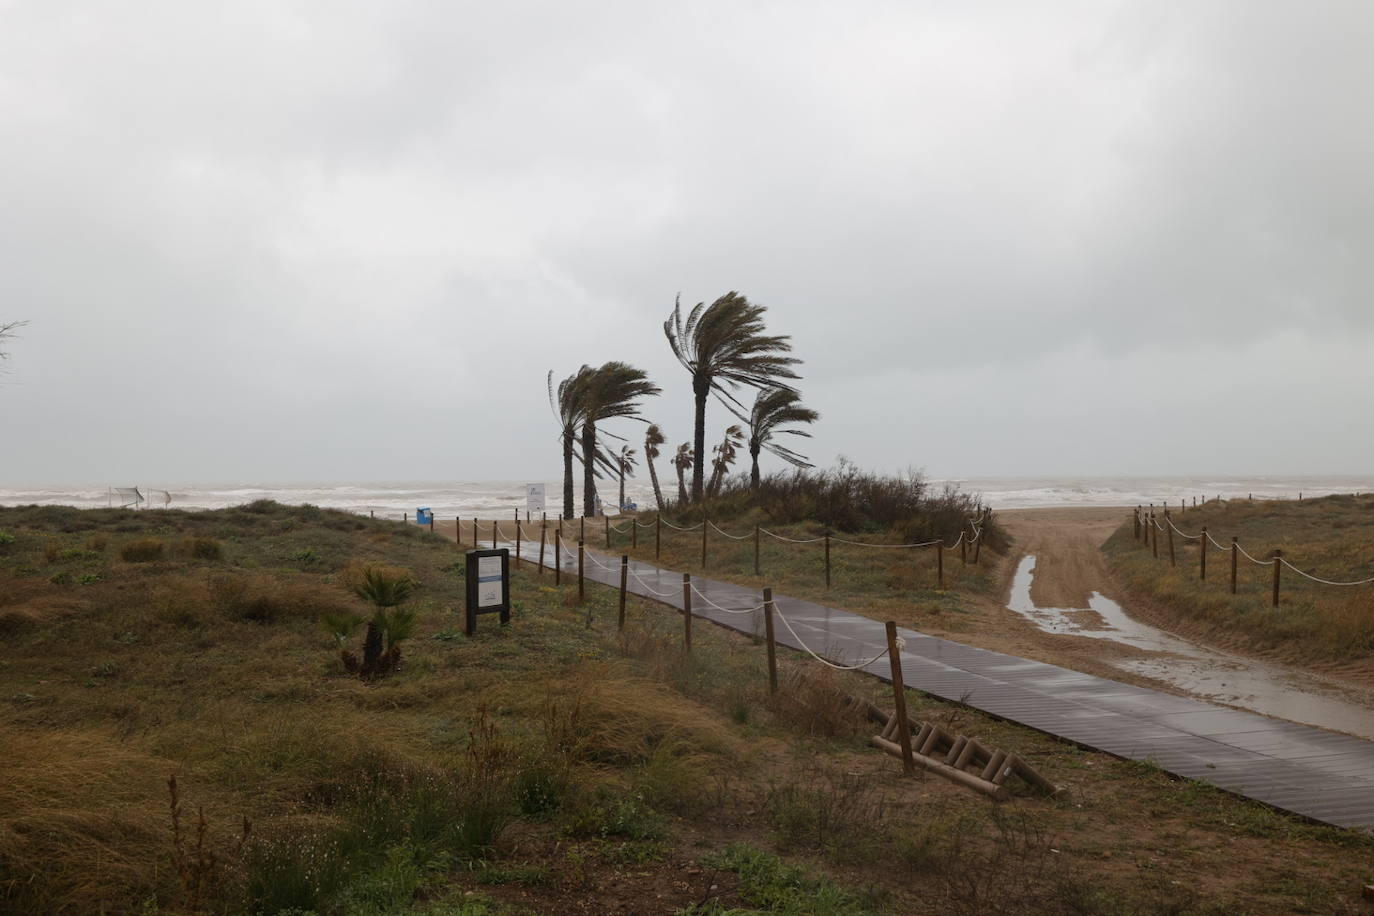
543;545;1374;832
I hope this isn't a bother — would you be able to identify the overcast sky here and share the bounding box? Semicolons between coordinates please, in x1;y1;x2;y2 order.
3;1;1372;485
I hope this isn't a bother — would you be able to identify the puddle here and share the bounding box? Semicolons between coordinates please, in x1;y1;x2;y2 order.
1008;555;1374;739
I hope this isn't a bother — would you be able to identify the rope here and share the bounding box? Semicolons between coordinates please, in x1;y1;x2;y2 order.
1235;542;1275;566
660;518;704;532
760;527;826;544
1278;558;1374;586
828;535;942;549
627;566;681;597
1165;517;1202;541
771;606;892;671
688;583;766;615
708;521;753;540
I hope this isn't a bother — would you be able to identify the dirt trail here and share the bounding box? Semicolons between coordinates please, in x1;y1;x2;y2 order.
1000;507;1125;609
986;506;1374;737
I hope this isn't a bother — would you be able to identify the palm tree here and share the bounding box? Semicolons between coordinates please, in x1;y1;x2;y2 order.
616;445;637;512
549;367;596;520
664;293;800;502
579;362;660;517
0;320;27;377
746;388;820;490
643;424;666;510
706;425;744;497
672;443;693;506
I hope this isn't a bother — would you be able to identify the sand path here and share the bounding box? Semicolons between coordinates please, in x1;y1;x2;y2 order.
993;507;1374;737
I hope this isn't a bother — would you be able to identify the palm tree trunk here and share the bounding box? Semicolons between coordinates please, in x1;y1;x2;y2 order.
750;444;761;491
562;429;575;519
691;376;708;502
581;422;597;517
618;465;626;512
676;464;687;505
647;458;664;510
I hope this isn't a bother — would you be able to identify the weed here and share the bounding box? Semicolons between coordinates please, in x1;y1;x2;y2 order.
691;842;883;915
121;538;166;562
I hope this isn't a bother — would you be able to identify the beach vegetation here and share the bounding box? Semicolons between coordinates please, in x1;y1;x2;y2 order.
0;501;1369;913
745;387;820;490
577;361;659;517
119;537;166;562
664;292;801;503
643;423;666;509
1104;493;1374;664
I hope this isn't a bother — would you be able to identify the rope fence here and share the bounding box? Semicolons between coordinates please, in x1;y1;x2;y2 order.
393;504;992;594
1129;503;1374;606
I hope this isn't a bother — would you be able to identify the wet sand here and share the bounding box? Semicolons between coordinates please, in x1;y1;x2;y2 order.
996;507;1374;738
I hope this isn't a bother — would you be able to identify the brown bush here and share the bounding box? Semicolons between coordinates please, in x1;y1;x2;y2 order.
211;574;356;625
178;537;222;561
769;667;868;738
120;539;166;562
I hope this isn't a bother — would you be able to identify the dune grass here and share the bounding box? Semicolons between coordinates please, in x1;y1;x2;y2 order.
1103;494;1374;662
0;501;1371;913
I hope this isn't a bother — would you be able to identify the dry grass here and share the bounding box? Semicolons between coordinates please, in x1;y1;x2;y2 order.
1105;494;1374;661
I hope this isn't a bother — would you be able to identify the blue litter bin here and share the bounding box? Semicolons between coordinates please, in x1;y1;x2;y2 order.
416;507;433;526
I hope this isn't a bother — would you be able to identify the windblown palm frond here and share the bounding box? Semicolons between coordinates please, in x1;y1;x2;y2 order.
579;362;660;516
664;292;800;502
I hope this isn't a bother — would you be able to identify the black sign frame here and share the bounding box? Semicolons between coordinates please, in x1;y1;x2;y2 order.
464;548;511;635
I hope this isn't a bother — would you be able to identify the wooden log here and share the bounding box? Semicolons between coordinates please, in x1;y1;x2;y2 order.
538;520;546;576
944;735;967;765
618;556;628;630
682;573;693;650
1200;526;1207;580
1230;537;1238;595
1272;549;1282;607
763;587;778;694
981;749;1007;782
869;736;1010;801
554;528;561;586
577;541;585;604
885;621;916;775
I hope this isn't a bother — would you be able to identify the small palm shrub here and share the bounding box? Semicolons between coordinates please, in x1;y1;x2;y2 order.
336;563;417;678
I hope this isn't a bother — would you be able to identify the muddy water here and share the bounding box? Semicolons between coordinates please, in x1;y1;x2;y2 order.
1008;555;1374;739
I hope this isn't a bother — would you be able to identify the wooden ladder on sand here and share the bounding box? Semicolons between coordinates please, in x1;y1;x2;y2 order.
866;705;1064;801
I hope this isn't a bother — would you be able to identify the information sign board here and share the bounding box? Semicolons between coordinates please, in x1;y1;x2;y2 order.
464;548;510;635
526;483;545;516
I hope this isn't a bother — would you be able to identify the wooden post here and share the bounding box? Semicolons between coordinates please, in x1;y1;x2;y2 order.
974;509;988;564
404;512;408;523
885;621;916;776
1133;508;1141;541
754;524;761;576
515;520;522;568
1151;512;1158;558
936;541;944;589
682;573;692;650
580;515;585;545
429;516;434;533
1272;549;1282;607
473;517;478;547
824;532;831;588
538;520;547;576
456;516;462;546
1200;526;1207;580
554;528;562;586
604;515;610;548
655;514;661;559
492;520;497;549
1165;511;1175;567
701;516;708;569
763;587;778;694
618;556;628;631
370;510;374;518
1236;538;1247;596
577;541;585;604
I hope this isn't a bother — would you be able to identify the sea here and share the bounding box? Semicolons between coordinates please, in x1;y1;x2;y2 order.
2;476;1371;519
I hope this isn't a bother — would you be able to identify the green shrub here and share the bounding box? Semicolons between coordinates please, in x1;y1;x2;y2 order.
120;538;166;562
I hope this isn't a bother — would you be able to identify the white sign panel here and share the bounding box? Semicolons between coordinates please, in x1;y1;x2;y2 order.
526;483;546;515
477;555;503;607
